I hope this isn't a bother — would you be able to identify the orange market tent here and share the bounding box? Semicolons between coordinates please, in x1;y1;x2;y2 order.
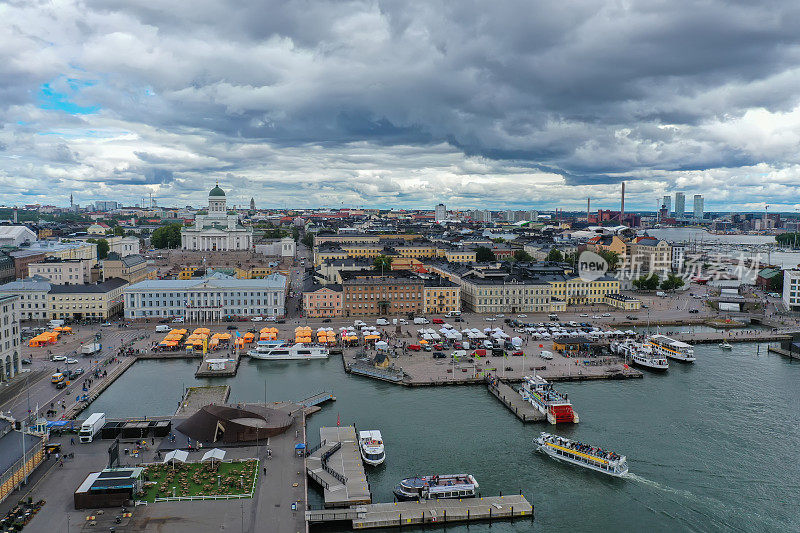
419;339;428;344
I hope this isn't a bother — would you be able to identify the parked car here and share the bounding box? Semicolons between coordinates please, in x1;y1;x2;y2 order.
485;317;496;322
517;314;527;318
433;344;444;351
602;313;611;317
689;309;699;313
626;315;639;320
322;318;332;323
51;355;66;362
66;358;79;364
172;317;185;323
21;358;31;365
453;317;465;322
408;344;422;352
423;344;433;352
432;318;444;324
433;352;446;359
251;316;264;322
512;350;524;356
101;322;112;327
226;325;238;330
265;316;277;322
592;315;601;319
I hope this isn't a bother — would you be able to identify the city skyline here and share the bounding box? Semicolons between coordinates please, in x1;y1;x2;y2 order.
3;1;800;211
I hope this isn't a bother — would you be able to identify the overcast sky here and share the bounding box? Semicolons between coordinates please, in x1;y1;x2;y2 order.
3;0;800;211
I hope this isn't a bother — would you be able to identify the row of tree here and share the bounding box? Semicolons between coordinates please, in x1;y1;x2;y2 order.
631;272;685;292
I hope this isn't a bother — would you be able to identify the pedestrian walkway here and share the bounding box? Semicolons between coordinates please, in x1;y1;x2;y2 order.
306;425;371;507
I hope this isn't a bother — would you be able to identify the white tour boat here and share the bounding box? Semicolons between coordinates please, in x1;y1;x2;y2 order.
393;474;478;501
535;432;628;477
519;375;579;424
648;334;696;362
247;341;329;360
613;341;668;371
358;430;385;466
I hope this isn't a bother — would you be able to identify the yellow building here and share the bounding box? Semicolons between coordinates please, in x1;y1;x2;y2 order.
47;278;128;320
548;277;621;305
340;244;385;259
423;278;461;314
177;266;199;279
442;249;477;263
604;293;641;310
395;245;437;259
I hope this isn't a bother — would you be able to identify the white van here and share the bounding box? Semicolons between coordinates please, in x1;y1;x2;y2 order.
451;350;467;359
155;324;171;333
413;317;429;325
392;318;408;325
376;318;389;326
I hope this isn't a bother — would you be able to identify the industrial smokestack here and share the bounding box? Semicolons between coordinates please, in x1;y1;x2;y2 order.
620;182;626;226
587;198;591;222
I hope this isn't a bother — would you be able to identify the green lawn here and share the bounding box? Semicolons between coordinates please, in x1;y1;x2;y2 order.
139;459;258;502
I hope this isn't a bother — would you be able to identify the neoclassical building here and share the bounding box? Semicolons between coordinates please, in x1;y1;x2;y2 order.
181;184;253;251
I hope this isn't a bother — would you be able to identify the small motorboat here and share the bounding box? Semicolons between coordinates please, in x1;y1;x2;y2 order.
719;341;733;350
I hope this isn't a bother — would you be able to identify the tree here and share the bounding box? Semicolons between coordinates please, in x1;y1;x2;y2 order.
597;250;620;271
87;238;110;260
660;273;685;292
632;273;660;291
301;232;314;249
150;223;183;249
291;226;300;242
113;226;125;236
546;248;564;262
475;246;496;262
373;255;393;270
513;250;533;262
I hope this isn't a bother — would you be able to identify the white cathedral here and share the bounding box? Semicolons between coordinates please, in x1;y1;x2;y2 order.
181;183;253;251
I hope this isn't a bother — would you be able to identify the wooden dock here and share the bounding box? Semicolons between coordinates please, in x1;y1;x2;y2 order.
306;494;533;529
306;425;372;508
486;377;545;422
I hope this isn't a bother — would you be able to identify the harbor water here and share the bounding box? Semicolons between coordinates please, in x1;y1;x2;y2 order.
89;343;800;532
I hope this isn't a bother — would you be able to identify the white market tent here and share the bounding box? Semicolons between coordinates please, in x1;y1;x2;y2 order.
201;448;226;462
163;450;189;464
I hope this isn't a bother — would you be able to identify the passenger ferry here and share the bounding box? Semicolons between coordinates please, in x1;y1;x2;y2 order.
393;474;478;501
358;430;385;466
648;334;696;362
612;341;668;371
519;375;579;424
247;341;329;360
535;432;628;477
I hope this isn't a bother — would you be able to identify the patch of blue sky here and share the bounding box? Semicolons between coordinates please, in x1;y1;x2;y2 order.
37;77;100;114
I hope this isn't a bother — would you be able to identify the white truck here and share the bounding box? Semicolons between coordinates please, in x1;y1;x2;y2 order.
155;324;171;333
79;412;106;443
48;319;65;329
81;343;102;356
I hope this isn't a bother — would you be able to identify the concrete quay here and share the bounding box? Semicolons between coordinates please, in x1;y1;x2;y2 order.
486;377;545;422
307;425;371;508
174;385;230;416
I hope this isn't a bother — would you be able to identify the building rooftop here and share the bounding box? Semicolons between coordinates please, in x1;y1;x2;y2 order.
49;278;128;294
0;279;52;292
126;273;286;291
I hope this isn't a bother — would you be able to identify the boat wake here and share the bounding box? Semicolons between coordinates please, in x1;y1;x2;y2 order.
624;473;695;499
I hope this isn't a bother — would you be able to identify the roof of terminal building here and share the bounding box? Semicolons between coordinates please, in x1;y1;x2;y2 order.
49;278;128;294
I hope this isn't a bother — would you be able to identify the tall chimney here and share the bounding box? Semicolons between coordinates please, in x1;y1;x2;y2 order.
620;182;626;226
587;198;591;222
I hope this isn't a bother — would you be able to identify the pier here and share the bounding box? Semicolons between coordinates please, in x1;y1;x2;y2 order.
486;377;545;422
306;494;533;529
194;352;242;377
298;391;336;408
175;385;230;416
307;425;372;507
63;355;137;419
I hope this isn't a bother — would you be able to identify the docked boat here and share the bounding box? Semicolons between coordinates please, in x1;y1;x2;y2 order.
247;341;329;360
359;430;385;466
519;375;579;424
539;350;554;360
393;474;478;501
535;432;628;477
719;341;733;350
613;341;668;371
648;334;696;362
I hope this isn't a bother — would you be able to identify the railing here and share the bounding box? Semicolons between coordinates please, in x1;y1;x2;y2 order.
322;462;348;485
321;441;341;462
306;439;326;455
306;468;330;490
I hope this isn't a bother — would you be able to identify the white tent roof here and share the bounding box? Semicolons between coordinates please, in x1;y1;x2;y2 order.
163;449;189;463
201;448;226;462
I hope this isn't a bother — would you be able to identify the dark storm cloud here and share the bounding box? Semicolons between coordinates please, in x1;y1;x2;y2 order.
3;0;800;208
